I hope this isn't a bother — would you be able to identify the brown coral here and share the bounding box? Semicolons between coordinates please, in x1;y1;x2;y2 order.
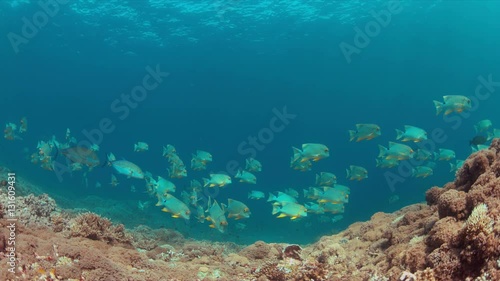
68;212;132;245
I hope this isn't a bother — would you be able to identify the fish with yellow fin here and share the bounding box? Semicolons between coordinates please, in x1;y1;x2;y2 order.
272;201;307;220
348;123;381;142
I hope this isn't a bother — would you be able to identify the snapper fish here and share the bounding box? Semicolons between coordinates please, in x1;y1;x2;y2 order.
450;160;464;173
290;156;312;172
245;158;262;172
375;157;399;168
471;144;489;153
272;201;307;220
474;119;492;133
378;142;414;160
19;117;27;133
487;129;500;141
203;173;232;187
433;95;471;115
395;125;427;142
304;202;325;214
107;153;144;179
158;193;190;220
469;135;488;146
191;150;212;171
61;146;101;170
248;190;265;200
346;165;368;181
348;123;381;142
292;143;330;163
167;162;187;178
134;142;149;152
155;176;176;196
414;149;433;161
224;199;251;220
267;191;298;204
235;170;257;184
303;187;322;200
110;174;119;187
315;172;337;186
206;198;228;233
283;188;299;198
317;187;349;204
412;166;433;178
435;149;455;161
162;144;176;157
320;202;345;214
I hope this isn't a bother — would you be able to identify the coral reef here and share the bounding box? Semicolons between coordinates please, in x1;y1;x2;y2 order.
1;140;500;280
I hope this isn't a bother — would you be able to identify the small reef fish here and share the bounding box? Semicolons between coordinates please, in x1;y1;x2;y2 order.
425;161;437;169
412;166;433;178
435;148;455;161
225;199;251;220
488;129;500;141
203;173;232;187
474;119;492;133
283;188;299;198
292;143;330;163
191;150;212;171
155;176;176;196
245;158;262;172
235;170;257;184
248;190;265;200
378;142;414;160
4;123;21;140
61;146;100;170
348;123;381;142
395;125;427;142
195;205;205;223
346;165;368;181
110;174;119;187
450;160;465;173
315;172;337;186
471;144;489;153
375;158;399;168
332;215;344;223
190;179;202;191
317;187;349;204
433;95;471;115
290;156;312;172
272;201;307;220
162;144;177;157
19;117;27;133
95;181;102;188
414;149;433;161
469;135;488;146
388;194;400;204
206;198;228;233
107;153;144;179
158;193;190;220
167;162;187;178
90;144;100;151
134;142;149;152
304;202;325;214
267;191;298;204
320;202;345;214
303;187;322;200
65;128;71;140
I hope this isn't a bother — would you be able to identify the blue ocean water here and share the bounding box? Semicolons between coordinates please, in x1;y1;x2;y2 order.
1;0;500;244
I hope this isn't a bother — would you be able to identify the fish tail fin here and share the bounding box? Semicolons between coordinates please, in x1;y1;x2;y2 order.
449;163;455;172
377;145;387;158
303;189;308;198
202;178;209;187
487;132;493;141
395;129;404;140
433;100;443;115
291;147;302;162
348;130;356;142
346;168;350;179
107;152;116;163
267;193;276;202
375;159;380;167
271;205;280;215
